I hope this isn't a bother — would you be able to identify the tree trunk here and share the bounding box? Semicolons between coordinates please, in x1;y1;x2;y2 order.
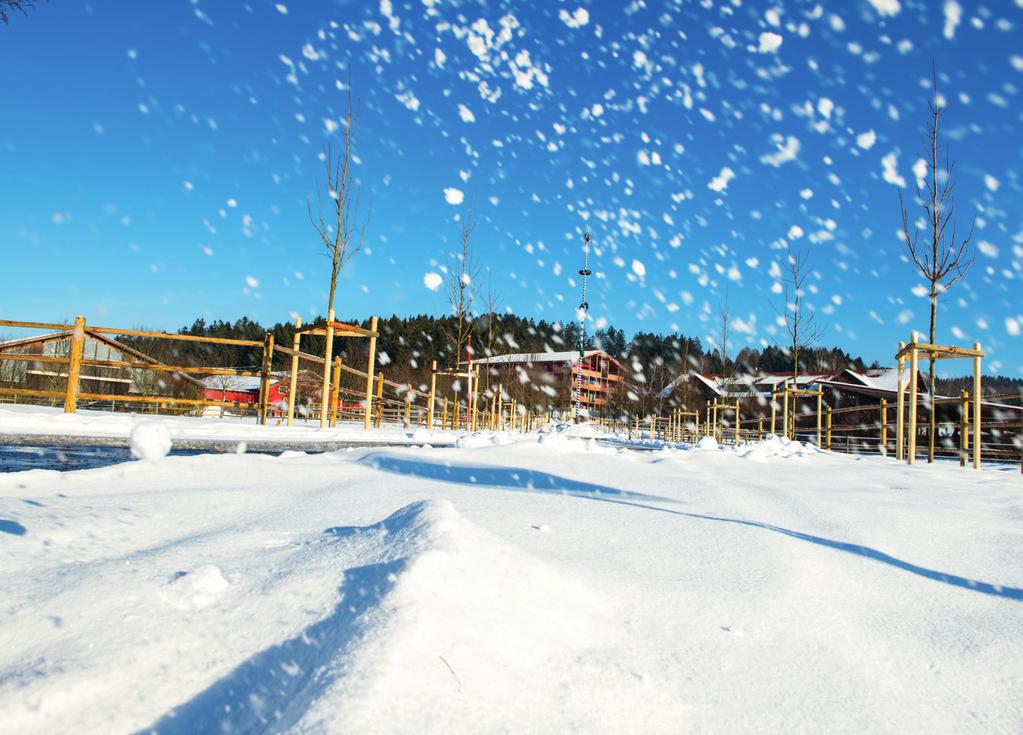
928;286;937;463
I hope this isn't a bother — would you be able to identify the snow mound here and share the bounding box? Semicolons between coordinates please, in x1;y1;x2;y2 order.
562;422;597;439
130;421;172;460
733;435;821;461
161;565;231;611
455;431;497;448
537;429;614;454
298;500;611;731
697;436;719;450
151;499;612;733
409;427;433;443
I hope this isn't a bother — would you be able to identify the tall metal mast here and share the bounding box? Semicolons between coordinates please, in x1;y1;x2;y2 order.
575;232;592;420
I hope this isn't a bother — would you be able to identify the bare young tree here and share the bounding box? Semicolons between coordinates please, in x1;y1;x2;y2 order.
309;73;368;317
898;66;976;463
777;245;824;381
444;213;482;368
0;0;39;24
715;295;739;396
482;270;500;392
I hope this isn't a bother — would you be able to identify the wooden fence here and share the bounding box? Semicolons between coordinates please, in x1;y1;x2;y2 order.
0;315;546;435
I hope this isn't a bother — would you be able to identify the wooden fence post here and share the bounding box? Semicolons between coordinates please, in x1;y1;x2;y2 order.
63;315;87;414
428;361;437;429
472;366;481;431
960;390;968;468
769;391;775;435
364;315;378;430
442;397;449;430
908;333;919;465
817;391;823;447
404;384;412;426
286;317;301;427
259;332;274;426
497;384;504;431
896;342;905;460
826;407;832;450
375;372;384;428
319;309;335;429
330;357;342;427
880;398;887;454
781;383;789;440
973;343;981;470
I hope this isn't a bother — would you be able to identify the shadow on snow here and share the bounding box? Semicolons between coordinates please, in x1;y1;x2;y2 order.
139;455;1021;731
364;454;1023;603
0;519;27;536
139;557;405;735
357;452;673;504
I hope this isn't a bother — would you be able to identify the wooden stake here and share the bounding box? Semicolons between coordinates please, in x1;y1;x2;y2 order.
817;391;823;447
497;384;503;431
442;397;449;430
330;357;342;427
364;315;378;430
375;372;384;428
908;333;919;465
960;390;968;468
404;384;412;426
286;317;301;427
826;407;832;450
259;332;275;426
472;365;481;431
896;343;905;461
880;398;887;454
428;361;437;428
63;315;86;414
973;343;981;470
781;381;789;440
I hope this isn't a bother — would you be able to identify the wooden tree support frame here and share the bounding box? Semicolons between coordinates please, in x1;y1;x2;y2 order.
770;381;824;446
709;399;741;445
895;332;983;469
429;364;480;431
669;409;699;443
284;310;379;430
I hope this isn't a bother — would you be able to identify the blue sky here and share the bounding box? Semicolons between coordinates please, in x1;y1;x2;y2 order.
1;0;1021;373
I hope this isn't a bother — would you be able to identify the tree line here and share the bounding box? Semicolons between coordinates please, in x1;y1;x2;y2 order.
121;312;872;395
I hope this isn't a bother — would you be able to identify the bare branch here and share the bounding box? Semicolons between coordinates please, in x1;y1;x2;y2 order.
308;69;369;317
0;0;39;24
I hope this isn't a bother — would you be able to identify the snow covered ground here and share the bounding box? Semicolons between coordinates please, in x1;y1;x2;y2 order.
1;426;1022;733
0;403;454;446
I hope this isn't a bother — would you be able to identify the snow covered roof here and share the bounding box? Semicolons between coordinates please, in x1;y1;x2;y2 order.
662;371;833;398
817;368;920;395
754;373;830;387
840;368;902;393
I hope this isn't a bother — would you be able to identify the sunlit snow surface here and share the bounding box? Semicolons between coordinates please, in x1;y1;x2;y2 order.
1;420;1022;733
1;2;1021;370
